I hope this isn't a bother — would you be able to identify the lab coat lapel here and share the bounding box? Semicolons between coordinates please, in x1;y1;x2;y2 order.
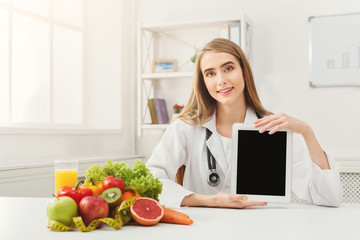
202;115;227;179
244;107;259;123
222;107;259;190
202;108;259;190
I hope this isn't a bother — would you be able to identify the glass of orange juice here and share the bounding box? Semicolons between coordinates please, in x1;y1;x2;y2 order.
54;160;78;196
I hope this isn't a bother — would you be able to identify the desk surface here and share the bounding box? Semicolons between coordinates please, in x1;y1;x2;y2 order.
0;197;358;240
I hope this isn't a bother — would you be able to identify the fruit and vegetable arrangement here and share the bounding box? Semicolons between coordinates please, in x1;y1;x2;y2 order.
46;160;193;232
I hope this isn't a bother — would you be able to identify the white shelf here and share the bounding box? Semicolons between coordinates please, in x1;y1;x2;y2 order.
142;72;193;79
137;16;252;137
142;124;169;129
142;17;246;31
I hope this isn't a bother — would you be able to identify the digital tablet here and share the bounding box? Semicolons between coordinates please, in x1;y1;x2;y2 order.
231;123;293;203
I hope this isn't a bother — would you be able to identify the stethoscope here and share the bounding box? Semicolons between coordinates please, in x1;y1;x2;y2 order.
206;128;221;187
205;112;261;187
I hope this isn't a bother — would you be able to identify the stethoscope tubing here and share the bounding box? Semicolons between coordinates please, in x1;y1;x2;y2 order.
206;128;220;187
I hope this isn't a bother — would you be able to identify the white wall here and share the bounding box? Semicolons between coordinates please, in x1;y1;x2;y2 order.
135;0;360;160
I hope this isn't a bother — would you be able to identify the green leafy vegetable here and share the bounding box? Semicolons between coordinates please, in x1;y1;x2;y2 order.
85;160;163;201
84;164;107;183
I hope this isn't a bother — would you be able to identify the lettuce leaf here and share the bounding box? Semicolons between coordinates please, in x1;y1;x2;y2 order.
84;164;107;183
85;160;162;201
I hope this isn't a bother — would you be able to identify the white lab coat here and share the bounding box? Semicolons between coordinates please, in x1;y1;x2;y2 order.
147;108;343;208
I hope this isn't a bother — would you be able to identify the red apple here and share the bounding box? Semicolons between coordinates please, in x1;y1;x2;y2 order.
79;196;109;228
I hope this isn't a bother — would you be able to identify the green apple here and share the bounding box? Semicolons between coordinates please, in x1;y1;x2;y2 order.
46;196;78;226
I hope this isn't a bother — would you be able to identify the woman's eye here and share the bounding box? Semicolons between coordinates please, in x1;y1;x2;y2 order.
225;66;233;72
206;72;215;77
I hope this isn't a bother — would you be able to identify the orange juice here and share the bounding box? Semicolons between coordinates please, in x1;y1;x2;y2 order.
54;169;78;196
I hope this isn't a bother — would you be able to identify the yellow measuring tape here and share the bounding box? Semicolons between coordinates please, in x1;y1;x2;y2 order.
47;196;137;232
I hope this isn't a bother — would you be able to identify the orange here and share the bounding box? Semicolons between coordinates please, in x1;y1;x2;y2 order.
122;191;136;202
122;189;141;202
130;197;164;226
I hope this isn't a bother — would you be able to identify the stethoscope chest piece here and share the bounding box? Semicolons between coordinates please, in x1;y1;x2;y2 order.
207;169;220;187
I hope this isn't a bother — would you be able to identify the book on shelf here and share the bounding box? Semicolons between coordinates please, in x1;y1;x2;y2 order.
148;98;169;124
148;99;158;124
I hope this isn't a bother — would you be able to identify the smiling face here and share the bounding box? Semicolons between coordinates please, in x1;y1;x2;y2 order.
200;51;245;108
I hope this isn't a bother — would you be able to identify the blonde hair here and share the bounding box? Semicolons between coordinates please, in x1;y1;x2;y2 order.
177;38;271;125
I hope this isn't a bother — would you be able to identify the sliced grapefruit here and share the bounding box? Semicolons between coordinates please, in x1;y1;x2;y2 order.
130;197;164;226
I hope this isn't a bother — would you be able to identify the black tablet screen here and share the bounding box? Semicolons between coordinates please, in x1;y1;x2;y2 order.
236;130;287;196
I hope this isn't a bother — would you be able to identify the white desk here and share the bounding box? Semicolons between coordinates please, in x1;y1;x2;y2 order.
0;197;358;240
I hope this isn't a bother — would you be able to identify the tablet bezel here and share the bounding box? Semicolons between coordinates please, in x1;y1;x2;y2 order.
230;123;293;203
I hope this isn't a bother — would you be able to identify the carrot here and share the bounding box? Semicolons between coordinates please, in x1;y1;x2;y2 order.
160;207;194;225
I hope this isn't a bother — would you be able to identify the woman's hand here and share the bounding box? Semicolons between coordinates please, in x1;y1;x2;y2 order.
254;112;330;170
212;192;267;208
254;112;311;136
181;192;267;208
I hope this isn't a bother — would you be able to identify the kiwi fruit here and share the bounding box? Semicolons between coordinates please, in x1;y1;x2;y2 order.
101;187;122;208
111;206;132;225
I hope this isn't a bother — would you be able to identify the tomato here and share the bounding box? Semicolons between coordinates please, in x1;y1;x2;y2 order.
102;176;125;193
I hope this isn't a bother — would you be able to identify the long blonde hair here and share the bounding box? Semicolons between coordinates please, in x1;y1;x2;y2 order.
178;38;271;125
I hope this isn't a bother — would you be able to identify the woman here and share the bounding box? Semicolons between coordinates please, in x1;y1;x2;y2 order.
146;38;342;209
